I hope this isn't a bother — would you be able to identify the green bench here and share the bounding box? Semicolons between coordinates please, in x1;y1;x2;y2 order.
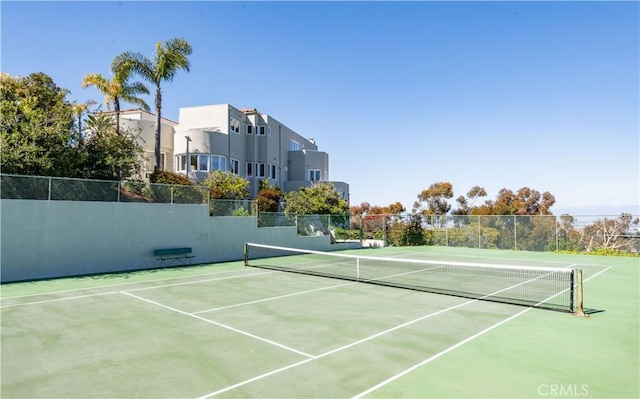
153;247;194;266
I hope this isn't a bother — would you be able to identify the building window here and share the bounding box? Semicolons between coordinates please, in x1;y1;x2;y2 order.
176;155;186;171
154;152;168;170
246;125;253;134
198;155;208;171
230;158;239;175
176;154;207;171
290;140;301;151
211;154;227;172
308;169;321;181
246;162;253;177
230;117;240;133
271;164;277;179
185;154;209;171
257;162;266;177
258;126;266;136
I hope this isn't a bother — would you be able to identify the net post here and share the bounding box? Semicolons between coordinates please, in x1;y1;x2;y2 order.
573;269;587;317
356;257;360;281
243;242;249;267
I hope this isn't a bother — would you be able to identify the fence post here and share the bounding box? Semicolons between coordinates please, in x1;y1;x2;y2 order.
555;216;559;252
478;215;481;248
383;216;387;244
48;177;52;201
117;181;121;203
514;215;517;251
445;216;448;247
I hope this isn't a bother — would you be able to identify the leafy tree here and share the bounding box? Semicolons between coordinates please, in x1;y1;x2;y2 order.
283;182;349;215
349;201;406;242
557;214;583;251
452;186;556;217
579;214;639;253
70;100;97;136
82;63;149;134
204;171;249;199
2;72;149;181
519;216;557;251
413;182;453;226
388;213;427;246
453;185;487;215
112;37;193;171
76;114;143;180
487;187;555;215
1;72;77;176
366;202;405;216
350;202;370;216
386;202;405;215
257;179;281;213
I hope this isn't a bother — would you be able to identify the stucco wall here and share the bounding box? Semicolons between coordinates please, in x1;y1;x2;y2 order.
0;200;358;283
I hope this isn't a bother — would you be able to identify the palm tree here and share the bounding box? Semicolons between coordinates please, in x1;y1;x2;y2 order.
112;37;192;172
70;99;97;137
82;64;150;134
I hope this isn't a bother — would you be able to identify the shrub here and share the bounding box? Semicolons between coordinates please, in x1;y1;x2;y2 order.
149;170;192;186
148;170;206;204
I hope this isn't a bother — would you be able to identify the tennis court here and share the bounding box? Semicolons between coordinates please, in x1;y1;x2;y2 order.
1;245;638;398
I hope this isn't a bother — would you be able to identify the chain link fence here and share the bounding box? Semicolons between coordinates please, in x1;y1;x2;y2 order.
258;212;351;241
354;213;639;254
3;174;637;253
209;199;257;217
1;174;208;204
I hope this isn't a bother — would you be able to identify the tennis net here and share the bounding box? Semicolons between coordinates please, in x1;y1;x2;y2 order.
244;243;584;314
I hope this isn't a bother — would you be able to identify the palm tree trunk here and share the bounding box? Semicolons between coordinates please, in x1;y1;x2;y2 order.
114;98;121;134
155;85;162;171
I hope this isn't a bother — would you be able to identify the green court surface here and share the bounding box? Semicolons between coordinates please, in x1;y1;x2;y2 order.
1;246;638;398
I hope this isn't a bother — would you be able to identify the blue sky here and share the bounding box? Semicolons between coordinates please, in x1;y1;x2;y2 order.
2;1;638;214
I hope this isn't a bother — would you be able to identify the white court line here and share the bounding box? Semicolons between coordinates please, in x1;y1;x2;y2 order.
192;281;356;314
0;270;275;308
197;264;444;316
119;291;315;359
197;265;611;399
0;291;120;308
350;265;613;399
197;358;315;399
0;261;430;310
396;249;591;267
351;306;534;399
196;301;477;399
123;270;274;292
0;267;262;300
196;295;498;398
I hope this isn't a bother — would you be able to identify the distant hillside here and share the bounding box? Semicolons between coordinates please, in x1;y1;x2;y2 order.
552;205;639;216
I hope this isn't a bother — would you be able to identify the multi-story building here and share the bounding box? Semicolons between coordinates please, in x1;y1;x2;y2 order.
115;104;349;201
117;108;178;176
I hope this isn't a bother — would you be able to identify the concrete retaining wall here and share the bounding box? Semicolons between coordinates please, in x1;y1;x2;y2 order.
0;200;359;283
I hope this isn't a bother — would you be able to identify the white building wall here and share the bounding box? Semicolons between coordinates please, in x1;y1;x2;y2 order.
176;104;229;132
173;103;348;200
118;109;177;176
